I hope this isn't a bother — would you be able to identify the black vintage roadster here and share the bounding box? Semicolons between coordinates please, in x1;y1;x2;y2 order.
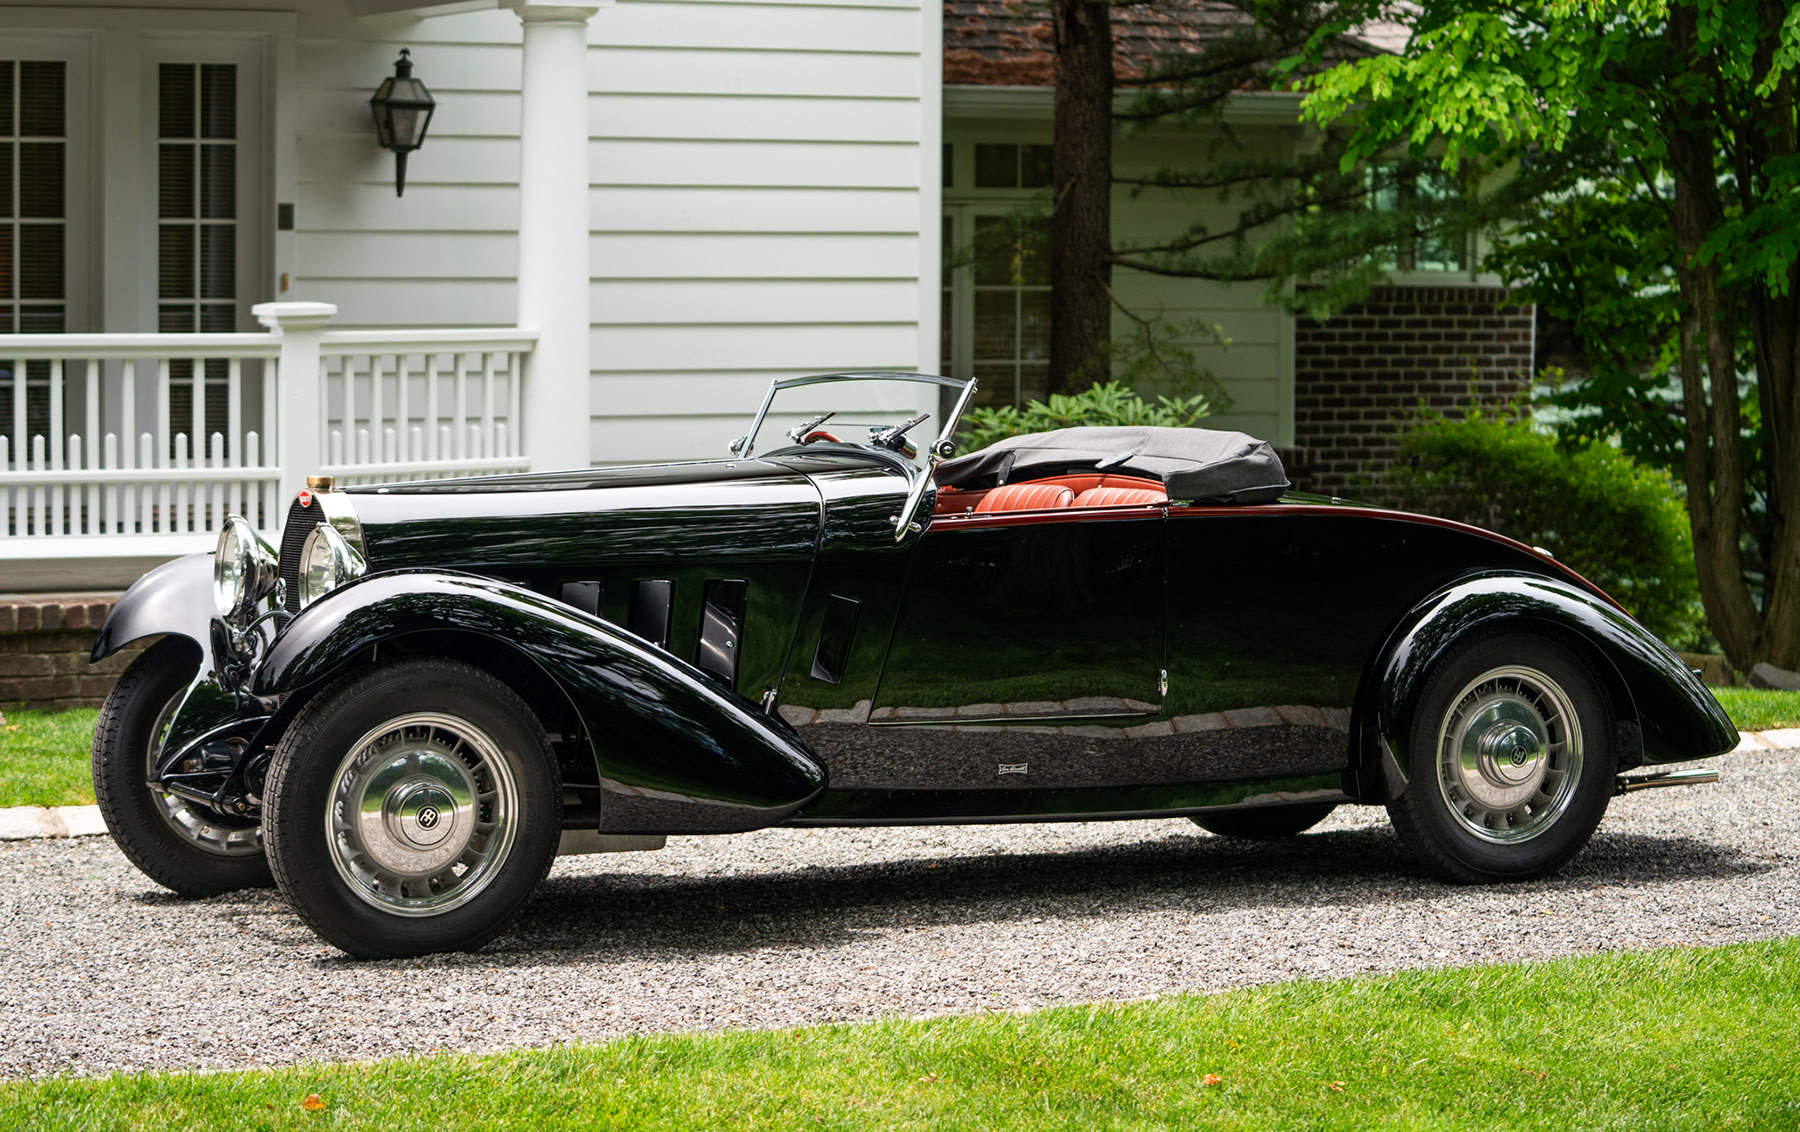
91;372;1737;957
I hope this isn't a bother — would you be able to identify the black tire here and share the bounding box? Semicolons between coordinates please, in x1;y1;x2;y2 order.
263;658;561;958
1190;802;1337;839
92;637;273;896
1387;632;1614;883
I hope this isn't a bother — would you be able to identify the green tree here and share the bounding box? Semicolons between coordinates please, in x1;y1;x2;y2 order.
1303;0;1800;672
1039;0;1462;395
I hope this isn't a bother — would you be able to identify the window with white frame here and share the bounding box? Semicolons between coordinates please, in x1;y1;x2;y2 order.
0;40;89;461
942;140;1054;411
159;61;239;454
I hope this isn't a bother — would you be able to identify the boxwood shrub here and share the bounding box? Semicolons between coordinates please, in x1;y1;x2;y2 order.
1383;411;1707;650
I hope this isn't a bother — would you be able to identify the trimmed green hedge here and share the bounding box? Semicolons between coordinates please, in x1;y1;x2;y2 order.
1383;411;1706;649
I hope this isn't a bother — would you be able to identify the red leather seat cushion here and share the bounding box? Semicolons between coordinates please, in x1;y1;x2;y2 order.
1073;485;1166;507
974;482;1077;513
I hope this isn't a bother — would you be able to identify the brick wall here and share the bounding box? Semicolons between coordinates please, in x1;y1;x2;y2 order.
1293;285;1535;497
0;596;142;712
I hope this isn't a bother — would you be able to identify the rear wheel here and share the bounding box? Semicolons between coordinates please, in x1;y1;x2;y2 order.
1190;802;1336;840
1388;633;1614;883
263;658;560;958
92;637;271;896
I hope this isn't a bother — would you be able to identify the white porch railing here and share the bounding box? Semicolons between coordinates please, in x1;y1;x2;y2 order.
320;330;530;486
0;304;537;556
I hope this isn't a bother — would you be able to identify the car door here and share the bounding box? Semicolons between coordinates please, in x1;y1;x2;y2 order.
829;508;1167;791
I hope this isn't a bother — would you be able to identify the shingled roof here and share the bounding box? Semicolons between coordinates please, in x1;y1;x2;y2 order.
943;0;1381;87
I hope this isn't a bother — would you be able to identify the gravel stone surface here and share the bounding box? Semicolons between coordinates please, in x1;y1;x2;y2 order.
3;748;1797;1079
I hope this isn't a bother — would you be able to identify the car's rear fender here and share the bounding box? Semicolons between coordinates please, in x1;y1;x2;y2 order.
250;570;826;833
1348;572;1738;802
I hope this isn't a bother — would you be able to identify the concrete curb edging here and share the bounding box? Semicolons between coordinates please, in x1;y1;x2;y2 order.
0;804;107;841
6;730;1798;843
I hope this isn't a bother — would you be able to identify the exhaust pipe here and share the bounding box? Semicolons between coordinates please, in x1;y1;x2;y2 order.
1615;768;1721;795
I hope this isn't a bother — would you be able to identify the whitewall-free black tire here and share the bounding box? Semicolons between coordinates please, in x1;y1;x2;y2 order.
1388;633;1614;883
263;658;561;958
92;638;273;896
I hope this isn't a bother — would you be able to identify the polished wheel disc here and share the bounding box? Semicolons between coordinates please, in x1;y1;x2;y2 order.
145;692;263;858
324;712;519;917
1435;664;1583;844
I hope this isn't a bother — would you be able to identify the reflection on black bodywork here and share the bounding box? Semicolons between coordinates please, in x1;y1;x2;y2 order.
252;572;826;834
697;579;748;686
350;466;822;570
874;516;1166;716
629;580;674;649
559;580;601;617
810;595;860;684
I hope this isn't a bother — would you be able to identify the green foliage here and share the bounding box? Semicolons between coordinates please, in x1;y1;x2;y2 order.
7;940;1800;1129
958;382;1211;453
1298;0;1800;671
1710;687;1800;733
0;707;98;808
1383;411;1707;649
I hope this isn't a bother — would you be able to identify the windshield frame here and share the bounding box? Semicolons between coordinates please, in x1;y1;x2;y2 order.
731;372;979;542
731;372;977;463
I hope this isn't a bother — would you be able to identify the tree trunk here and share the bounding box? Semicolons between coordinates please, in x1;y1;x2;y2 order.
1665;6;1799;672
1050;0;1113;395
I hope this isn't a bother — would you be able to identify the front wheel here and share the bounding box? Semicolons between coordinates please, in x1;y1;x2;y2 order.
1387;633;1614;883
92;637;272;896
263;658;561;958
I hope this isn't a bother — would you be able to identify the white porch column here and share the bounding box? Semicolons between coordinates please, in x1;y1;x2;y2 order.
508;2;606;471
253;300;338;506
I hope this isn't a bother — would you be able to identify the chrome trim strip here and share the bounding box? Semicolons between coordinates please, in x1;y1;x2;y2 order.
315;489;366;558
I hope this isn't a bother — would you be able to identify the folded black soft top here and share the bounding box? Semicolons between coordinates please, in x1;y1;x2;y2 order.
936;425;1290;505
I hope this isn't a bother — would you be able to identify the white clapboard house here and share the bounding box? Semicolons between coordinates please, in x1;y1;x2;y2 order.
0;0;1512;591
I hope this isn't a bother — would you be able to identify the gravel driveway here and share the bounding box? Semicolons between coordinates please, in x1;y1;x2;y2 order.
4;747;1797;1079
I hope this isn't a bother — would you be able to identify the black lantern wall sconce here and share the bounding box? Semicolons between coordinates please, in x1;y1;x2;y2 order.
369;48;437;197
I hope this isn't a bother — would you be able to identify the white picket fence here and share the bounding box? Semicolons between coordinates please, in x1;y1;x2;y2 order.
320;330;529;486
0;304;537;555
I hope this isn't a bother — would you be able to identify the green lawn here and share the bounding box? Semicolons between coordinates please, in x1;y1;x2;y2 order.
5;687;1799;812
0;706;98;808
1709;687;1800;733
5;939;1798;1130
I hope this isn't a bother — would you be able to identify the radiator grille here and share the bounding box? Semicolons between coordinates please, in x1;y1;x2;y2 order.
279;495;325;614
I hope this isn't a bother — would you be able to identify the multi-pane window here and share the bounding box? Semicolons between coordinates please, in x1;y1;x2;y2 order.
158;62;237;451
1369;164;1468;272
942;140;1055;411
969;215;1050;409
0;59;66;454
972;143;1052;191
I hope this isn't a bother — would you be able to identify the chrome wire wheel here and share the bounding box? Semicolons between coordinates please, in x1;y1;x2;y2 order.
145;689;263;858
325;711;519;917
1434;664;1583;845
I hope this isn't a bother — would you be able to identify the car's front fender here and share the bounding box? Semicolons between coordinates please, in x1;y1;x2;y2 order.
92;551;218;664
252;570;826;833
1355;573;1737;801
89;552;273;771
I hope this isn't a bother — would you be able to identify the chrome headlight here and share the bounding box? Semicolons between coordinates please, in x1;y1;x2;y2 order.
296;523;367;610
213;516;279;623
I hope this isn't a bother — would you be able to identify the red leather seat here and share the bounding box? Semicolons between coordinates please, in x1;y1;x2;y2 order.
973;482;1076;513
1072;485;1167;507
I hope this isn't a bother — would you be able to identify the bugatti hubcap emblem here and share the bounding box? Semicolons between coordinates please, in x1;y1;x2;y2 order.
416;805;440;830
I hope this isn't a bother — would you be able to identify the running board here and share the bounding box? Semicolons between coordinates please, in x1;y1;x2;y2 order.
1615;768;1721;795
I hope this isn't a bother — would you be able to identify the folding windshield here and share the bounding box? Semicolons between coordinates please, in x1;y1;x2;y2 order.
730;372;977;472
